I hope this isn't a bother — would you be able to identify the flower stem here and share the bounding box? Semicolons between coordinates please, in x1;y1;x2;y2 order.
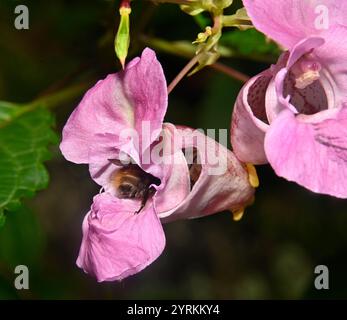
141;35;278;63
211;62;250;83
29;83;89;110
141;36;260;84
0;83;90;130
167;54;201;94
167;54;249;94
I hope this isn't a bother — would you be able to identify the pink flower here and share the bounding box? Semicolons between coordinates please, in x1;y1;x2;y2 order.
60;48;255;282
231;0;347;198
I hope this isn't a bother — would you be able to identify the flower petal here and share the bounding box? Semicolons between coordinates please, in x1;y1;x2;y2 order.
244;0;346;48
159;126;255;221
315;25;347;107
87;133;140;193
265;107;347;198
60;48;167;164
286;37;325;69
88;124;191;200
270;37;326;118
273;29;347;119
231;71;271;165
76;193;165;282
151;123;191;214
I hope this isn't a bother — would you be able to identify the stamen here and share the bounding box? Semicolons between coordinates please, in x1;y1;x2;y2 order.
294;59;322;90
232;208;244;221
229;164;258;222
246;163;259;188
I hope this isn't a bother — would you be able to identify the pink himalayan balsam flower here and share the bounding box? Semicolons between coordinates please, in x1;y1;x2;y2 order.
60;48;255;282
231;0;347;198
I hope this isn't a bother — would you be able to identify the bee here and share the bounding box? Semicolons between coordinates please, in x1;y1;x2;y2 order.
109;147;202;214
110;161;161;214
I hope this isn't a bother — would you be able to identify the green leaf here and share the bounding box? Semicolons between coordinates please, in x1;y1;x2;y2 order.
0;211;5;228
193;13;210;29
0;102;57;223
220;28;280;61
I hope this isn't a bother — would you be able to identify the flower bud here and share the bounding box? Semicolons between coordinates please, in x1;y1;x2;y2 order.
115;0;131;69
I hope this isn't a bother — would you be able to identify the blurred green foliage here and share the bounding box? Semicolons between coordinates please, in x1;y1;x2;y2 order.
0;205;44;298
0;102;57;222
221;28;280;61
0;0;346;300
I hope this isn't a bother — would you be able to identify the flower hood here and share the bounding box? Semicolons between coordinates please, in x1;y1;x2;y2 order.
231;0;347;198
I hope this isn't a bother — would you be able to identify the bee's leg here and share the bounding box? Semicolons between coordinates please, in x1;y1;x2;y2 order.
134;188;153;215
134;193;146;214
134;203;145;215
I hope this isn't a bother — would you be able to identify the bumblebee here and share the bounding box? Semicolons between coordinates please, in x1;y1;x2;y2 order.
111;163;161;214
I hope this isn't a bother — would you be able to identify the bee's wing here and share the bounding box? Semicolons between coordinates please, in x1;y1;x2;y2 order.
108;158;128;166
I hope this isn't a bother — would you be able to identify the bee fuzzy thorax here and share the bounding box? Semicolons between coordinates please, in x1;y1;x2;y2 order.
111;164;161;214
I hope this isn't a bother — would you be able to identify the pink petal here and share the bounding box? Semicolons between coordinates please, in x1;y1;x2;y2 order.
286;37;325;69
76;193;165;282
273;29;347;118
88;124;191;200
160;126;255;222
263;52;290;125
243;0;346;49
315;25;347;107
271;37;326;118
265;107;347;198
90;124;191;205
60;48;167;164
88;133;139;193
152;123;191;213
231;71;271;165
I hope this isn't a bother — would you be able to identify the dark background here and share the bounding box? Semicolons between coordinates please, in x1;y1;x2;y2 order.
0;0;346;299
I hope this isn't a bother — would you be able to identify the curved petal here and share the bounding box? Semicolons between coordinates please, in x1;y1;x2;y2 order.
315;25;347;107
231;71;271;165
244;0;346;49
88;124;191;202
264;52;290;123
272;29;347;120
76;193;165;282
88;133;140;192
286;37;325;69
151;123;191;213
159;126;255;222
272;37;328;117
60;48;167;164
90;123;191;207
265;107;347;198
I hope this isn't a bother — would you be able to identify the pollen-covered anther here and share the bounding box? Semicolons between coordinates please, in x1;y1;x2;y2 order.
246;163;259;188
232;208;244;221
193;26;212;44
294;59;322;90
